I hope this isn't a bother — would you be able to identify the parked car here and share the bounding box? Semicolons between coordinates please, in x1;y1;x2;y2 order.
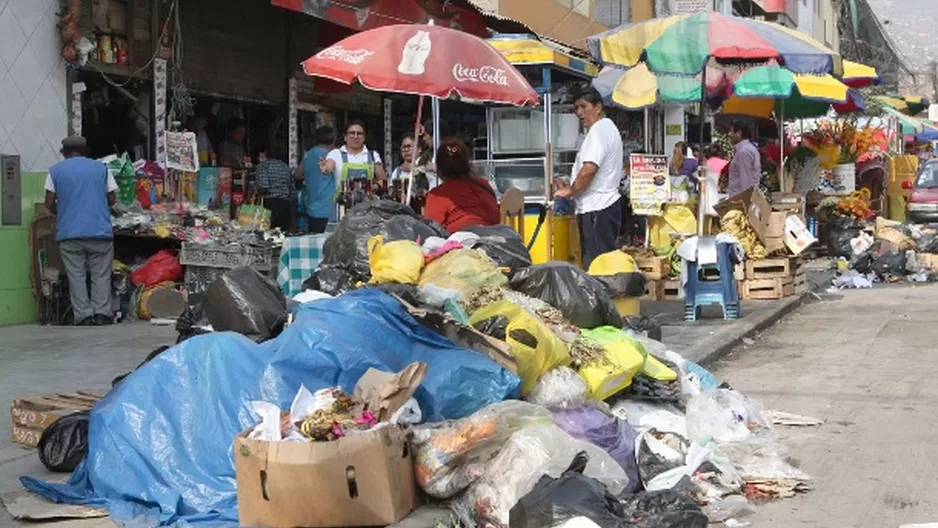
904;160;938;223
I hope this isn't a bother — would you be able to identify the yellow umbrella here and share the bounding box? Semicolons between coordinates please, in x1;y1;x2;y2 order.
842;60;880;88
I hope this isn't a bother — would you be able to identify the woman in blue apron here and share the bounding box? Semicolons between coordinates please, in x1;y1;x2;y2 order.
319;120;386;219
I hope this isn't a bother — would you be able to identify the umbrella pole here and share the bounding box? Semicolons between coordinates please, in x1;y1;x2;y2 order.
432;97;442;189
697;67;707;236
779;102;785;192
405;95;425;207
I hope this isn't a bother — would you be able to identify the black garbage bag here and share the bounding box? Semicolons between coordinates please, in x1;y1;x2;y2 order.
623;315;662;342
916;231;938;253
176;311;211;344
320;200;447;283
203;267;287;339
594;272;647;299
462;224;532;272
618;490;708;528
303;265;357;296
850;252;874;274
509;452;625;528
362;283;421;306
472;315;510;341
510;262;623;329
872;251;907;278
635;430;688;485
827;216;863;259
38;411;89;472
112;345;171;386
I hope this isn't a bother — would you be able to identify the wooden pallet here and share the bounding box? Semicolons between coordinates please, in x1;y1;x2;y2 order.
10;390;105;447
642;279;665;301
663;279;682;300
745;256;803;280
633;255;670;280
739;271;806;300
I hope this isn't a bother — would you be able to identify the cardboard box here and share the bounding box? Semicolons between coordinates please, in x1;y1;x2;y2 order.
235;425;415;528
783;216;817;256
714;187;772;245
10;391;103;447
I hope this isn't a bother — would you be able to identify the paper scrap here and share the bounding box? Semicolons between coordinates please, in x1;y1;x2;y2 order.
354;361;427;422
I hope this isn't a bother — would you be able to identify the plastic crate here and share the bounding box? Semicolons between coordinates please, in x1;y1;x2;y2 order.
180;242;280;271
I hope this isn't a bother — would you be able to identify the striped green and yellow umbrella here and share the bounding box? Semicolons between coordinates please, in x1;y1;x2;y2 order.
721;64;850;119
587;11;842;76
878;95;930;115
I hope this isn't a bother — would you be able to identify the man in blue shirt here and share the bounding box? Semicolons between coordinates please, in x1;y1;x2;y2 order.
294;126;336;234
44;136;117;326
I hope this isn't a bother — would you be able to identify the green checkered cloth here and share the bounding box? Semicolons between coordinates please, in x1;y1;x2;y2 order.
278;234;328;297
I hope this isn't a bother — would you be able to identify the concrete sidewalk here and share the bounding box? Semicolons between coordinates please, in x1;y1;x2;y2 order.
645;267;831;365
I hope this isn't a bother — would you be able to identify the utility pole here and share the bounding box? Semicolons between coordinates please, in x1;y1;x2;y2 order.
931;61;938;105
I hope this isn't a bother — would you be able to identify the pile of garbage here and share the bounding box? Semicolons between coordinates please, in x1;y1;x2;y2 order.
829;215;938;288
18;200;813;528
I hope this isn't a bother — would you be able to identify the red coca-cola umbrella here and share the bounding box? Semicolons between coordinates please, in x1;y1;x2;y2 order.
301;24;540;107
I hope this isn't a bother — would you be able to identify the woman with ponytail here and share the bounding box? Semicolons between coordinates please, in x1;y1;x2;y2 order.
423;137;499;232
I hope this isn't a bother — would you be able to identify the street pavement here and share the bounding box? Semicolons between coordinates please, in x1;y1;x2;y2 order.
709;283;938;527
2;279;937;527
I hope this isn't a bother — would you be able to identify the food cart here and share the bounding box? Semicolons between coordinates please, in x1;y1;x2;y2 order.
481;35;599;267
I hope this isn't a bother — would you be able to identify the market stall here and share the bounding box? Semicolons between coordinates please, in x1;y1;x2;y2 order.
484;34;600;266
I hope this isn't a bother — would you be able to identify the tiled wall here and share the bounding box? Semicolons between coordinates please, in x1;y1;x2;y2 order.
0;0;68;325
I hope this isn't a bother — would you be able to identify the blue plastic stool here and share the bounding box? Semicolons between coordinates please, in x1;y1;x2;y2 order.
684;242;740;321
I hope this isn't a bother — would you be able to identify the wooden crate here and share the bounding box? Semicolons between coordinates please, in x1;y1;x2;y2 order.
745;256;803;280
739;271;806;300
663;279;682;300
10;390;104;447
633;255;670;280
642;279;665;301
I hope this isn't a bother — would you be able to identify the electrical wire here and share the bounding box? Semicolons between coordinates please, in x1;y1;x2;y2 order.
89;0;179;89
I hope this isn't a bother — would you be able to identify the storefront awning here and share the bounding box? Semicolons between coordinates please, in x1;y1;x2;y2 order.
270;0;531;39
488;35;599;79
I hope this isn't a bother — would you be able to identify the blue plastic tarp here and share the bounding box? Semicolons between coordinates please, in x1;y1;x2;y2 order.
22;290;520;525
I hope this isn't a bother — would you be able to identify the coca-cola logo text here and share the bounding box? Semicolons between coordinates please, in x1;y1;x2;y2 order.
452;64;509;86
316;45;374;65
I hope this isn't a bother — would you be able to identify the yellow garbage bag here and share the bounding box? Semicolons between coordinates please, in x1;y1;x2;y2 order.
469;300;571;395
419;248;507;299
588;251;642;317
648;204;697;253
578;326;677;399
367;235;424;285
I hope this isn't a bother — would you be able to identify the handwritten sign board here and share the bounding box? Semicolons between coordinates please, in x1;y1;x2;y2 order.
630;154;671;216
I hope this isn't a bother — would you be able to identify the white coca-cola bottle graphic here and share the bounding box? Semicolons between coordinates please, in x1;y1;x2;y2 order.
398;30;432;75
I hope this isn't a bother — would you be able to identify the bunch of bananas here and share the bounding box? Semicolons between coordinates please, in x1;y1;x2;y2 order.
721;210;766;260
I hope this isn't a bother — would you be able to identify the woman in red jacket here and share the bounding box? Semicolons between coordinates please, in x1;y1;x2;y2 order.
423;137;499;233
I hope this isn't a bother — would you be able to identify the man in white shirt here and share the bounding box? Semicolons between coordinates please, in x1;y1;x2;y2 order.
555;88;623;269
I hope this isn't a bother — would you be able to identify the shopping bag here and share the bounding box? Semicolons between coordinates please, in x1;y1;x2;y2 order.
237;199;271;229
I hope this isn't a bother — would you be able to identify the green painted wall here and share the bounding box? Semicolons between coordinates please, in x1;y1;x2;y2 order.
0;172;46;326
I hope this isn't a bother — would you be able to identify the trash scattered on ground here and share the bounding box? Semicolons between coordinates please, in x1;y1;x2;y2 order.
766;410;824;427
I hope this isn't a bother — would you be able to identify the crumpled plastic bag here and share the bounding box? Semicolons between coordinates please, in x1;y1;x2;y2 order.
462;224;532;271
644;441;743;497
203;267;287;339
636;429;689;487
469;300;571;395
419;248;507;301
38;412;89;472
508;452;626;528
461;424;630;528
552;406;641;492
412;401;553;499
509;262;623;329
611;400;688;437
129;249;183;287
367;235;424;285
320;200;448;283
618;489;709;528
827;215;863;259
685;389;772;445
525;366;588;409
